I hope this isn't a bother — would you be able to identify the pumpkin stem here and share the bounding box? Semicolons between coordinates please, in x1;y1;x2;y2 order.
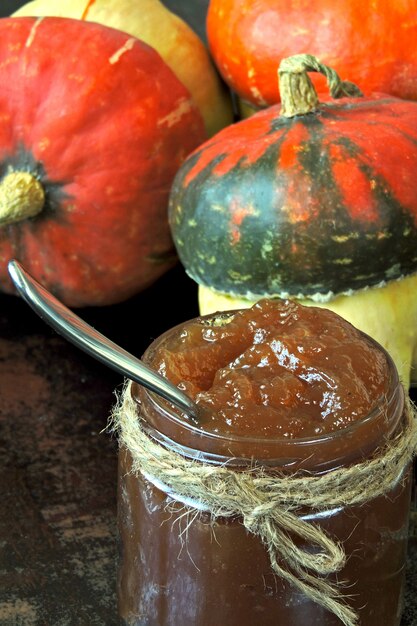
0;171;45;226
279;54;363;118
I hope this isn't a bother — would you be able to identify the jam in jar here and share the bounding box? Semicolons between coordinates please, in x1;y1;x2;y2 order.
117;299;413;625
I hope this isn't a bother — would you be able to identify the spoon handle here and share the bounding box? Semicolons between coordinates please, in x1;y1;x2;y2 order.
8;260;198;418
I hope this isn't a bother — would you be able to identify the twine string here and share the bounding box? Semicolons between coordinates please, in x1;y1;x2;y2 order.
112;381;417;626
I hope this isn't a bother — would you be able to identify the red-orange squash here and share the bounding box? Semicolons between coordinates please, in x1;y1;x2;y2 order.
0;16;205;306
207;0;417;107
13;0;234;138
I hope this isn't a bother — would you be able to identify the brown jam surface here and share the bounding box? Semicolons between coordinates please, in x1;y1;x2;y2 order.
152;299;389;439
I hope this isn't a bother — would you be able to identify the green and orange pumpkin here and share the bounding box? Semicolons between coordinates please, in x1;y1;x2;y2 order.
0;16;206;307
169;55;417;387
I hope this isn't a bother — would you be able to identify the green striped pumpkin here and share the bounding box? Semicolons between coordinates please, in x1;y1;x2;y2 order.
169;55;417;303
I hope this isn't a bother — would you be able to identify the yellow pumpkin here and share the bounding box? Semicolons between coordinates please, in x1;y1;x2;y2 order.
13;0;233;137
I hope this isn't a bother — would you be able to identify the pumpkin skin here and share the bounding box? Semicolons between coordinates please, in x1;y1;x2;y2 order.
13;0;234;138
169;94;417;301
207;0;417;107
0;16;206;307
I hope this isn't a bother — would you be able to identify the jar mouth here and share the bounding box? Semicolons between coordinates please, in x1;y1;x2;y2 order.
135;312;404;468
141;385;399;447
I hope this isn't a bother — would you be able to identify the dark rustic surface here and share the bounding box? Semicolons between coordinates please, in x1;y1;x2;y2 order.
0;264;200;626
1;1;417;625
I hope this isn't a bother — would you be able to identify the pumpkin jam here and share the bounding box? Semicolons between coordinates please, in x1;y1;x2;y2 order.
151;298;389;439
118;300;412;626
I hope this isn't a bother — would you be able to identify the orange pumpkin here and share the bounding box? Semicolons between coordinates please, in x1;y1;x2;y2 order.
0;16;205;306
14;0;234;137
207;0;417;107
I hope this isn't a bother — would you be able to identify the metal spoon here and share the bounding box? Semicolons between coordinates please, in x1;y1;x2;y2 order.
7;260;199;420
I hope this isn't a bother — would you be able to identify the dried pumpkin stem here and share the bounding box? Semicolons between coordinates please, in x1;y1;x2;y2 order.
0;171;45;226
279;53;363;118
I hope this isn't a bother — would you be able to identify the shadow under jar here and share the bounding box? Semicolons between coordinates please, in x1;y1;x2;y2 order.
117;301;413;626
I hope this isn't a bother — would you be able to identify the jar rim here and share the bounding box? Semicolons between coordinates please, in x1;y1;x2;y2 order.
141;384;399;446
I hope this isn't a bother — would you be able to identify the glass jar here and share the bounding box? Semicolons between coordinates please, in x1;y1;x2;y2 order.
117;320;413;626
